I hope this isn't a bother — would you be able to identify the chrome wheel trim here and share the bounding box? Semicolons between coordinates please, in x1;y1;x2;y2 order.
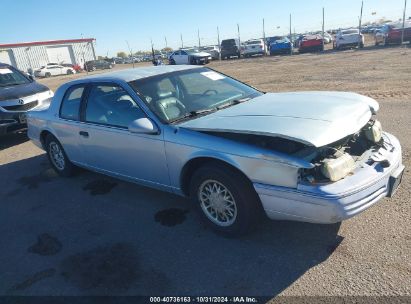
198;179;237;227
49;142;65;171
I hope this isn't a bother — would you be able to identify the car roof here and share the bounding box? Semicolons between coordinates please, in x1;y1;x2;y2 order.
67;65;202;84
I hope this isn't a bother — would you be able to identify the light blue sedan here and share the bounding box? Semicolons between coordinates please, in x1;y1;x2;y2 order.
27;66;404;236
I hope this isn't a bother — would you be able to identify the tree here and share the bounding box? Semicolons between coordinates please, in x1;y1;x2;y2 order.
161;47;173;52
117;51;127;58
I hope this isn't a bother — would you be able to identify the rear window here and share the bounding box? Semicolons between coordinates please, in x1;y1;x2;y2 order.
245;40;261;45
342;30;358;35
222;39;236;46
60;86;85;121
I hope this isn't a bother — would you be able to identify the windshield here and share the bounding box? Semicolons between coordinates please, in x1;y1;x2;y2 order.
0;66;31;87
128;67;262;123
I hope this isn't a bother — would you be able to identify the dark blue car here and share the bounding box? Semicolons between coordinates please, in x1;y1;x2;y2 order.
0;63;53;135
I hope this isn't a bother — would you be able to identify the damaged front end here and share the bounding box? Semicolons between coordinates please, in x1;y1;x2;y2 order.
298;118;386;183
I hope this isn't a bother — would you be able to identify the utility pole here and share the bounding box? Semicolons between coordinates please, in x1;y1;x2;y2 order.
165;36;168;49
198;29;201;48
180;33;184;49
289;14;292;55
358;0;364;49
217;26;221;61
402;0;408;45
322;7;325;51
126;40;134;68
237;23;241;58
263;18;266;55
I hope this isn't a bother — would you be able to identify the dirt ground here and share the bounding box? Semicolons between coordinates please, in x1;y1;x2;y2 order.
1;43;410;298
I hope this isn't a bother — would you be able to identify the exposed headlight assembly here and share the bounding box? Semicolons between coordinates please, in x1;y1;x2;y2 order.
364;120;382;143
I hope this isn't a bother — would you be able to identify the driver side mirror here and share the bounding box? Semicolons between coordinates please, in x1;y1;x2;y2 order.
128;117;159;135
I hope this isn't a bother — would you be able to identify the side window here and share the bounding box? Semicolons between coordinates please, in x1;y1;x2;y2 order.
85;84;145;128
60;86;85;120
181;51;187;55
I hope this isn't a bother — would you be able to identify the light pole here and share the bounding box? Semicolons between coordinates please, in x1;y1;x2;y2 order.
358;0;364;49
401;0;408;45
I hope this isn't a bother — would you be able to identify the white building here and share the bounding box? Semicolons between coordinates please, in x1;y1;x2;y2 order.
0;38;96;72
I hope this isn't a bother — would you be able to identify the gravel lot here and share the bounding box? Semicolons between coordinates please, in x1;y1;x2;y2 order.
0;44;410;298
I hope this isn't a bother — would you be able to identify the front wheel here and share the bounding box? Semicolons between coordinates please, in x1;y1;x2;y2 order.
45;134;76;177
190;162;261;236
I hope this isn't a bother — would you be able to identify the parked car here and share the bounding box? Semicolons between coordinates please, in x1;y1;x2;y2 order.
220;39;241;59
62;63;82;73
298;34;324;53
0;62;53;135
242;39;267;57
322;32;333;44
27;66;404;236
334;29;364;49
169;49;212;65
34;64;76;78
268;37;292;55
199;45;220;60
84;60;113;72
375;21;411;46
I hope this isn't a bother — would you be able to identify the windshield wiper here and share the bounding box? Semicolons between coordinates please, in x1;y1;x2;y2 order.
217;97;251;110
170;108;218;123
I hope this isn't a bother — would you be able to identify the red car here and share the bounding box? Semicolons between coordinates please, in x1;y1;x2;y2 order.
62;63;82;73
298;34;324;53
375;21;411;46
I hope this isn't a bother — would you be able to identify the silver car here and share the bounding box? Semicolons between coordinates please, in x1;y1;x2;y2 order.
27;66;404;236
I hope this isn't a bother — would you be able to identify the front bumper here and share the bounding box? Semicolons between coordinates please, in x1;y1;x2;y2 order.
255;132;404;224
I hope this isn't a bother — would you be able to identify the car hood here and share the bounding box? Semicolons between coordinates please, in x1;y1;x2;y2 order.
179;91;379;147
0;81;49;101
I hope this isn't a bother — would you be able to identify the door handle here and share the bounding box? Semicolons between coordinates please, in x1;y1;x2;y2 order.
79;131;89;138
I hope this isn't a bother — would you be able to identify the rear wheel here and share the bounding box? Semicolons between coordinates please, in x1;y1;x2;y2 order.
45;72;51;78
45;134;75;177
190;162;261;236
67;69;73;75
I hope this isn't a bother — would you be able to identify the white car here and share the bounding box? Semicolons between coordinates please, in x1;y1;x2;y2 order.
199;45;220;60
34;65;76;78
334;29;364;50
169;49;212;65
242;39;267;57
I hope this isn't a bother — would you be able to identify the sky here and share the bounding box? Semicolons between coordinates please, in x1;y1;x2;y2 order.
0;0;408;56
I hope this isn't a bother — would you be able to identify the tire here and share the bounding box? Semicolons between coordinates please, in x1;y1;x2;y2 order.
169;59;176;65
190;162;262;237
67;69;73;75
359;42;364;48
383;37;388;46
45;72;51;78
45;134;75;177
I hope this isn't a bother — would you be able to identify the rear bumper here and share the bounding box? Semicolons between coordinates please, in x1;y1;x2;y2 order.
255;132;404;224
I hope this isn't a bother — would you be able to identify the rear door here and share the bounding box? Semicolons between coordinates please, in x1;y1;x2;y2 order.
79;82;170;187
180;50;189;64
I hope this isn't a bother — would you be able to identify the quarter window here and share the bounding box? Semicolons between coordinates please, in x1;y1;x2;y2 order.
85;84;145;128
60;86;84;121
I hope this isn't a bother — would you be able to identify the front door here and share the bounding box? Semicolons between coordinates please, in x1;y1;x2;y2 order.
79;83;170;188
